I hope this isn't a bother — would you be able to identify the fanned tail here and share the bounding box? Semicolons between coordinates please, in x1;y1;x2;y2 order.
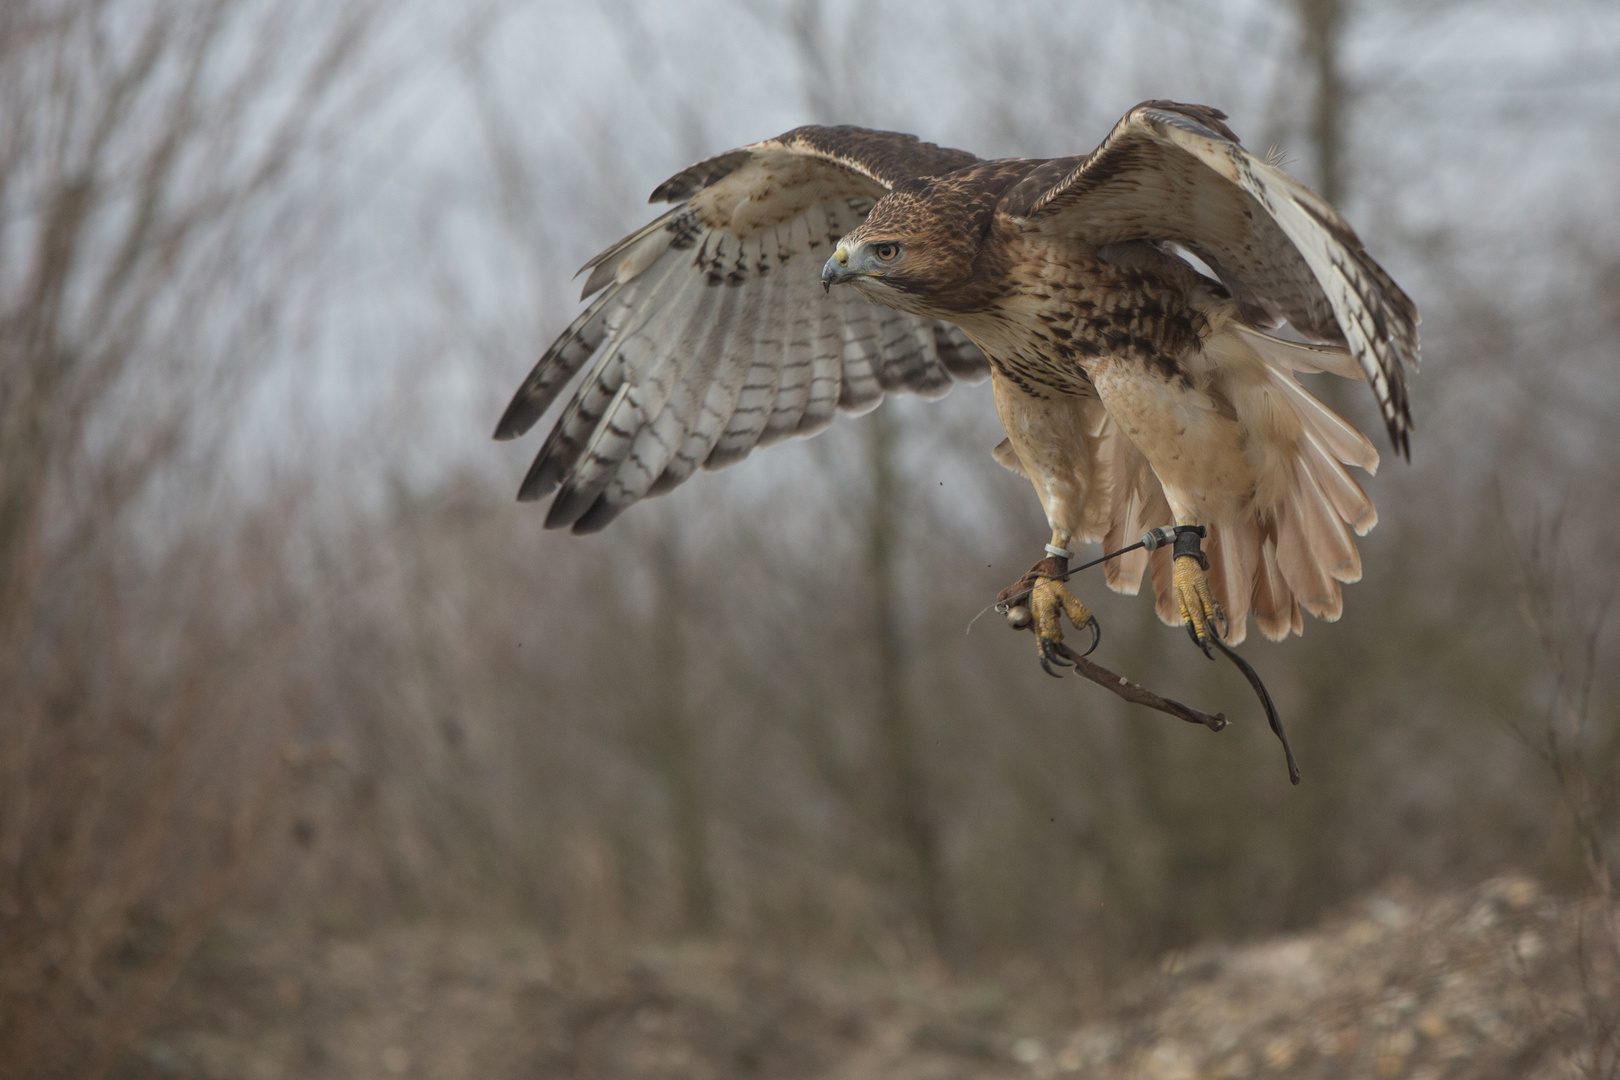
1126;330;1380;643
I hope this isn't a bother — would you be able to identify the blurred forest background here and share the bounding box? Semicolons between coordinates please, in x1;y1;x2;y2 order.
2;0;1619;1076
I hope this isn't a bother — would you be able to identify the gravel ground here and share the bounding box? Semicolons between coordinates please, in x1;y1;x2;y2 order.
117;876;1614;1080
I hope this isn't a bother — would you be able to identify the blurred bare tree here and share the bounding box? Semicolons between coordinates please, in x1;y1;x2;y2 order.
0;2;383;1075
771;0;953;958
1508;515;1620;1078
1297;0;1347;206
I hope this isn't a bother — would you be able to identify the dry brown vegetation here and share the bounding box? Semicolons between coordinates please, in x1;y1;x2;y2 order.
119;876;1620;1080
1;0;1618;1077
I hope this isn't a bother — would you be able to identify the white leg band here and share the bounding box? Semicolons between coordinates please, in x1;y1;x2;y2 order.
1044;543;1075;559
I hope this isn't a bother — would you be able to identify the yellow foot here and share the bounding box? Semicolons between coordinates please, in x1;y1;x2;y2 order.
1173;554;1227;654
996;557;1100;677
1031;576;1099;677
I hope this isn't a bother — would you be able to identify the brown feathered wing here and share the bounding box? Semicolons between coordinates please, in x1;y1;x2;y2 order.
495;127;988;533
1004;101;1418;457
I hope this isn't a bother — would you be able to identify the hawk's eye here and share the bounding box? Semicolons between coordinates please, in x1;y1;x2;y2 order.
874;242;900;262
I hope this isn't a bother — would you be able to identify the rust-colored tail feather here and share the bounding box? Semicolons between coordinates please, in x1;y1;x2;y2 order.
1112;334;1380;645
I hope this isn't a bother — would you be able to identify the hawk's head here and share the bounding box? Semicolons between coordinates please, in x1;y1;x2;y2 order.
821;168;1015;317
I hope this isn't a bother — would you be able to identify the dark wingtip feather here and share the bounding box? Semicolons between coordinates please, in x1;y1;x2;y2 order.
570;495;625;535
495;289;622;442
516;454;561;503
1383;409;1412;463
544;465;621;530
493;396;534;441
543;489;588;530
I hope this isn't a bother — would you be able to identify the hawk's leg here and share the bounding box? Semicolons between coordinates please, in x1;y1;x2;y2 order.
1170;524;1227;655
998;538;1099;677
985;370;1106;675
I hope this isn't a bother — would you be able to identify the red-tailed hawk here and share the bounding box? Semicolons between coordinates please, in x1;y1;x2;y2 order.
496;101;1418;672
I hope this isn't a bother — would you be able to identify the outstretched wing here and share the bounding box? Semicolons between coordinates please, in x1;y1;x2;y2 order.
1002;101;1419;457
496;126;988;533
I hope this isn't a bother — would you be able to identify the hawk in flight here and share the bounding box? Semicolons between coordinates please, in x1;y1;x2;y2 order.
497;101;1418;670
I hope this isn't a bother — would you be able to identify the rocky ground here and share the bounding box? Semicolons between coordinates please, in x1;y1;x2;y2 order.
117;876;1615;1080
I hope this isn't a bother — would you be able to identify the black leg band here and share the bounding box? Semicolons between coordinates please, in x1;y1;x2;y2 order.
1172;524;1209;570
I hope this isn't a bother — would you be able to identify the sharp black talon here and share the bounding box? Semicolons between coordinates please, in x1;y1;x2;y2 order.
1185;620;1213;659
1081;615;1101;657
1038;638;1072;677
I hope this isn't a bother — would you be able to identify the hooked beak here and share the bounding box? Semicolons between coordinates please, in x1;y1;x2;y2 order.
821;247;854;293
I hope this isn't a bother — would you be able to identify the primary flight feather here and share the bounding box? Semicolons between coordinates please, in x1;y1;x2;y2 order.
497;101;1418;659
